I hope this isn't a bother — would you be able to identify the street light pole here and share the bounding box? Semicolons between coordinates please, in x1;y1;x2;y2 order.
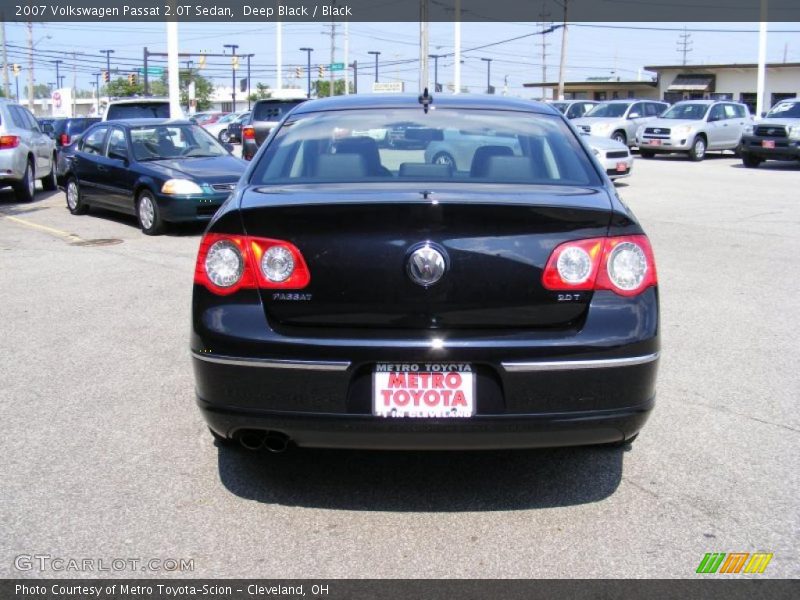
224;44;238;112
368;51;380;84
300;47;313;99
481;57;492;94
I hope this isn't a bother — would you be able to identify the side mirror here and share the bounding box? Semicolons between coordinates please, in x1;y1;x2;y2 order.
760;111;767;118
627;112;641;119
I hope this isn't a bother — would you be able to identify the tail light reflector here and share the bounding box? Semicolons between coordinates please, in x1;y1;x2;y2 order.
242;126;255;140
59;133;70;146
0;135;20;149
194;233;310;295
542;235;657;297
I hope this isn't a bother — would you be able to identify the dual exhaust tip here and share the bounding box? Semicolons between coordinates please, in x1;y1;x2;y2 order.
237;430;291;453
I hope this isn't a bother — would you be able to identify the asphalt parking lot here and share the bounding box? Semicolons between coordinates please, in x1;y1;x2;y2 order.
1;154;798;579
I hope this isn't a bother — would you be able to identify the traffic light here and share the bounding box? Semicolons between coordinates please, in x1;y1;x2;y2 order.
11;64;21;76
295;67;301;78
128;73;138;86
102;71;110;83
231;56;239;70
198;53;206;70
318;65;325;77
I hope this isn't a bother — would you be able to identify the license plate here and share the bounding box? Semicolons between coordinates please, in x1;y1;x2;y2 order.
762;140;776;149
648;139;661;146
616;162;628;173
373;363;475;418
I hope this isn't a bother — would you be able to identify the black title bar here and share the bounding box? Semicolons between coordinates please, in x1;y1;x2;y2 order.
2;0;800;22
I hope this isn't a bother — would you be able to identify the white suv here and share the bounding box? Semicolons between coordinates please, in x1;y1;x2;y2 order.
0;99;57;202
572;100;669;147
102;98;183;121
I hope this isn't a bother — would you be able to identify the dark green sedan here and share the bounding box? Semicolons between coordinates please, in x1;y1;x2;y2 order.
57;119;246;235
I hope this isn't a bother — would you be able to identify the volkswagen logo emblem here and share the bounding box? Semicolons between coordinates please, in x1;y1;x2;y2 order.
407;244;447;287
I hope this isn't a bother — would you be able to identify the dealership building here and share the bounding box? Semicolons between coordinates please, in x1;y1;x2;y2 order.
529;62;800;113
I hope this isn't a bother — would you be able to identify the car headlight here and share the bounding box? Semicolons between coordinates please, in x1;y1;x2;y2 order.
787;125;800;140
593;122;611;132
743;124;754;136
673;125;691;136
161;179;204;195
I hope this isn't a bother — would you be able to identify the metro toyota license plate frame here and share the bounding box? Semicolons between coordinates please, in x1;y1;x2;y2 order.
372;363;475;418
762;139;776;149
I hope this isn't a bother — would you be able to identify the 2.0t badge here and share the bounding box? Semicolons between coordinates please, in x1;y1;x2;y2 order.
407;244;447;287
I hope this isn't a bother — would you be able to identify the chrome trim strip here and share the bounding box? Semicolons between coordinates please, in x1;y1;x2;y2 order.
502;353;659;373
192;352;350;371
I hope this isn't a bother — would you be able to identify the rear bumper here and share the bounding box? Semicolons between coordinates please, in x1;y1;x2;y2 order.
192;288;660;449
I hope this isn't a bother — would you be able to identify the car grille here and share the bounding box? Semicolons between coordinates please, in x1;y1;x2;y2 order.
755;126;786;137
211;183;237;193
606;150;629;159
643;127;670;138
579;125;591;134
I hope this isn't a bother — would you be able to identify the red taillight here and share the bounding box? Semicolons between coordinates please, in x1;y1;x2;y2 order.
542;235;657;297
0;135;20;149
242;126;255;140
59;133;70;146
194;233;310;296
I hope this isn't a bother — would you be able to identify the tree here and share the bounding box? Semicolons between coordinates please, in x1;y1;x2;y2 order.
248;82;272;102
104;76;144;98
181;71;213;111
313;78;353;98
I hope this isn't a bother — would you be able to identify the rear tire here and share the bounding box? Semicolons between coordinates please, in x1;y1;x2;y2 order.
66;177;88;215
218;130;230;143
432;151;456;169
688;136;707;161
742;154;762;168
136;190;164;235
13;160;35;203
41;155;58;191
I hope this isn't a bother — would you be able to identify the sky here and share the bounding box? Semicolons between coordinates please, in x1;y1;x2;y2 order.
3;20;800;98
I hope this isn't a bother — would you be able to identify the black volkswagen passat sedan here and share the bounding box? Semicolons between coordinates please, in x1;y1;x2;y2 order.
58;119;246;235
192;94;659;452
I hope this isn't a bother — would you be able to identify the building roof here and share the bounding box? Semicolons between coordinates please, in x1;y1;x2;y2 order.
524;80;657;89
645;62;800;71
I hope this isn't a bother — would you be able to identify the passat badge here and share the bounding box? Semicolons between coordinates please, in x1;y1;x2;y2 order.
407;244;446;287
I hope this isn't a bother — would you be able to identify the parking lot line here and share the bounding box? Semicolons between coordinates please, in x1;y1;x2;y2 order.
1;214;84;244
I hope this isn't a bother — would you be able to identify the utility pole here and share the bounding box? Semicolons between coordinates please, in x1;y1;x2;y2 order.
100;49;114;83
52;60;62;90
429;54;442;92
27;22;34;113
1;19;9;99
94;72;100;114
276;21;282;91
481;58;492;94
538;2;551;100
246;54;251;109
454;0;461;94
557;0;569;100
224;44;238;111
755;0;768;118
143;47;149;95
300;47;313;99
368;51;380;83
351;59;357;94
677;26;693;66
344;20;349;95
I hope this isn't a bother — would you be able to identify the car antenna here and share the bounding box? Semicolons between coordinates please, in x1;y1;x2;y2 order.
418;88;433;114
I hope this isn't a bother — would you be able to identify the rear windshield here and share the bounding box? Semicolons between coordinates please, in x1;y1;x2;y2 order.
250;108;601;186
585;103;631;118
252;101;304;122
107;102;170;120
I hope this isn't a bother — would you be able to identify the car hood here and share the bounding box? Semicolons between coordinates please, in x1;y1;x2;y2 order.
142;155;246;183
643;118;700;129
583;135;628;152
572;117;623;128
755;118;799;126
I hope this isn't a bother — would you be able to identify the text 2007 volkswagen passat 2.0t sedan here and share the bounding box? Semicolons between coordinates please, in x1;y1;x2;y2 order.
191;94;659;453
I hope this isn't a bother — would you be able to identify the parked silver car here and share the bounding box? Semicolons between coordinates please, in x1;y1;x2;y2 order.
636;100;751;161
424;129;521;171
581;133;634;180
572;100;669;147
550;100;599;120
0;99;57;202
